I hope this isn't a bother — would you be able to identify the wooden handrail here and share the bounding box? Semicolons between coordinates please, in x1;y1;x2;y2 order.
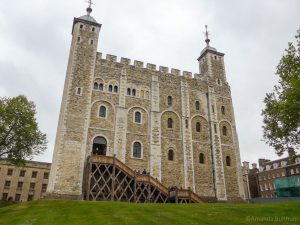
90;155;205;203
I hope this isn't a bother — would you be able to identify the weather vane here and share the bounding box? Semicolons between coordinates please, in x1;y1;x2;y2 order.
86;0;95;16
86;0;94;8
204;25;211;46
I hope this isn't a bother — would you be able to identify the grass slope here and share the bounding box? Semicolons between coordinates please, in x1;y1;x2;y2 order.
0;200;300;225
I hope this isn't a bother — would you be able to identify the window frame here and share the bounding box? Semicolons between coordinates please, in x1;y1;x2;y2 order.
226;156;231;166
167;118;173;129
167;96;173;106
195;101;200;111
108;85;113;92
99;105;107;118
199;153;205;164
222;126;227;136
196;122;201;133
132;141;142;159
221;106;225;115
134;111;142;124
168;149;174;161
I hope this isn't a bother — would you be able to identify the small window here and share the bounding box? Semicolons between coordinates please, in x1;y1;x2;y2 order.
43;172;49;179
196;122;201;132
195;101;200;110
132;89;136;96
80;24;83;29
214;124;217;133
133;142;142;158
185;119;188;129
99;83;104;91
99;106;107;118
114;86;118;93
222;126;227;136
19;170;26;177
92;27;95;32
17;182;23;189
127;88;131;95
90;40;94;45
42;184;47;192
15;194;21;202
168;150;174;161
134;111;141;123
108;85;113;92
76;87;82;96
7;169;13;176
94;82;99;90
167;118;173;129
5;181;10;187
212;105;215;113
167;96;172;106
30;182;35;190
32;171;37;178
77;36;80;42
226;156;231;166
199;153;205;164
27;195;33;201
221;106;225;115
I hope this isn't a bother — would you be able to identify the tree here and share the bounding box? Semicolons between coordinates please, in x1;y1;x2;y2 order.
0;95;47;165
262;29;300;156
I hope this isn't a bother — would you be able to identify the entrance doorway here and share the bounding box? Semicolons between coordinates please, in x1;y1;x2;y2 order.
92;136;107;156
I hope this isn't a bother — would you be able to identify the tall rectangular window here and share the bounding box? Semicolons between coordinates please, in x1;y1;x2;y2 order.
32;171;38;178
7;169;13;176
43;172;49;179
20;170;26;177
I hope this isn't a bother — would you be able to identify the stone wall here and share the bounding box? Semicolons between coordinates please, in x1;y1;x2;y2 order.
48;15;245;201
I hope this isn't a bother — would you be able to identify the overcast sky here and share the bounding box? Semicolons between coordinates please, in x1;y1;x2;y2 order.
0;0;299;165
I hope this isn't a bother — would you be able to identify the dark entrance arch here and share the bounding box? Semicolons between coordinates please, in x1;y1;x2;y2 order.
92;136;107;156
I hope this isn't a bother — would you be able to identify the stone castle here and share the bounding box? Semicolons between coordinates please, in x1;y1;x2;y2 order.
47;6;245;201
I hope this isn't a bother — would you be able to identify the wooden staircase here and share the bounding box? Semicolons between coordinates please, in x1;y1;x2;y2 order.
85;155;205;203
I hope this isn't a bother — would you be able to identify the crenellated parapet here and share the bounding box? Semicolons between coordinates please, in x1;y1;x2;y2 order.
97;52;206;80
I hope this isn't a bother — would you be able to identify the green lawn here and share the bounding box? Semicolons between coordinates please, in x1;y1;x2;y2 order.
0;200;299;225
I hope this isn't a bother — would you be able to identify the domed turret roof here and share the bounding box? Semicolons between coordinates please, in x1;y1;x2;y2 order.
78;14;97;23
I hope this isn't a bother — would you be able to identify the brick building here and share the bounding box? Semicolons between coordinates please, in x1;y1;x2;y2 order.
0;159;51;202
47;5;245;201
243;149;300;199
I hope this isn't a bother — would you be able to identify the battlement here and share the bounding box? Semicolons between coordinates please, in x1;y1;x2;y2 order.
97;52;203;79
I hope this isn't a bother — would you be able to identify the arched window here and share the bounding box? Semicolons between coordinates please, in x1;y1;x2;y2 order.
167;96;172;106
199;153;205;164
94;82;99;90
99;83;103;91
221;106;225;115
226;156;231;166
222;126;227;136
132;89;136;96
99;106;107;118
92;136;107;156
114;86;118;93
127;88;131;95
167;118;173;129
196;122;201;132
168;150;174;161
195;101;200;110
134;111;141;123
108;85;113;92
133;142;142;158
